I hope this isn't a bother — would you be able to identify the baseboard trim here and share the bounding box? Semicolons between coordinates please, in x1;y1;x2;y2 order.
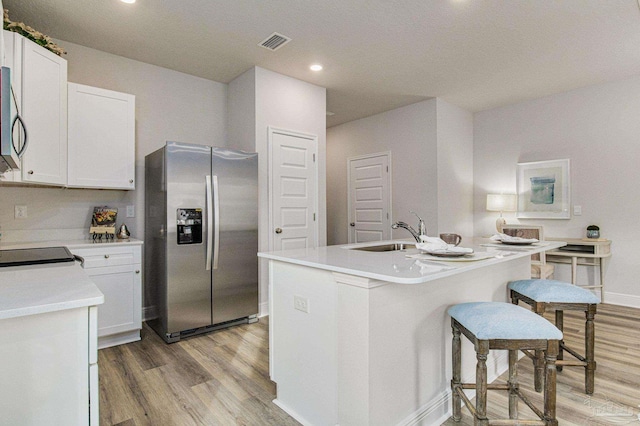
98;330;141;349
259;301;269;317
397;351;510;425
604;292;640;308
272;399;313;426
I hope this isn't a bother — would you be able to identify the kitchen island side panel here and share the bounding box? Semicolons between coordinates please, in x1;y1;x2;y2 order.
269;256;531;425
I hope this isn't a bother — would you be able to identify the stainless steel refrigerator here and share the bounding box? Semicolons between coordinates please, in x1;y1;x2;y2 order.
145;141;258;343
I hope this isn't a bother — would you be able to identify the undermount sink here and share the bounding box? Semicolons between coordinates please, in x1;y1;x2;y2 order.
350;242;416;252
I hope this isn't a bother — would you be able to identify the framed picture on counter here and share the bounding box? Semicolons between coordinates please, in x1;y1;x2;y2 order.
516;159;570;219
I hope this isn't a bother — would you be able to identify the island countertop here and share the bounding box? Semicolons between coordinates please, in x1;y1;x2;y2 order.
0;263;104;320
258;237;566;284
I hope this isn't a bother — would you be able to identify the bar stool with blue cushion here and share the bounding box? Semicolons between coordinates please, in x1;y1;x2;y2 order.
508;279;599;395
448;302;562;426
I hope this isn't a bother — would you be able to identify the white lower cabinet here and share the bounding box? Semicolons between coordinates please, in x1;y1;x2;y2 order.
71;244;142;349
0;305;98;426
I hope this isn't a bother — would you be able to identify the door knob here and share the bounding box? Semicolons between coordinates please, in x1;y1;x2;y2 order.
275;228;283;234
350;222;355;227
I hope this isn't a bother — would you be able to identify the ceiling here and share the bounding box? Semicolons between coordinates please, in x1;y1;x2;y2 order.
4;0;640;127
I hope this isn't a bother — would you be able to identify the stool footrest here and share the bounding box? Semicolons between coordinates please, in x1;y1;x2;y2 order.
557;360;586;367
488;420;547;425
460;383;510;390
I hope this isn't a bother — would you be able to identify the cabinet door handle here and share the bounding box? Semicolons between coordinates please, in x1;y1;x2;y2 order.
275;227;283;234
104;254;110;259
27;170;34;175
129;179;134;184
135;270;140;274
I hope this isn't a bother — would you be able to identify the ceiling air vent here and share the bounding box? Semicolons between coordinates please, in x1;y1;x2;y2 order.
258;32;291;51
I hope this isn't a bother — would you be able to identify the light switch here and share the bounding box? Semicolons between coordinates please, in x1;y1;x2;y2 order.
126;205;135;218
573;205;582;216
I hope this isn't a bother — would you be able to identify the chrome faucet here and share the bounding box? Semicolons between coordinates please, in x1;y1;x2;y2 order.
391;211;427;243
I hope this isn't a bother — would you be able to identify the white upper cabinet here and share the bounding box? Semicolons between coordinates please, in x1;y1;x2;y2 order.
19;33;68;185
67;83;135;189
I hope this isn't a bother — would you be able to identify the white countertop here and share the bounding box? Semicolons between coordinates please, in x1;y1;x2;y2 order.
0;262;104;320
0;237;143;250
258;237;566;284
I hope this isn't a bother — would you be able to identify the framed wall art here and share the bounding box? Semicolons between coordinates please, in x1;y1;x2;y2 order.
516;159;570;219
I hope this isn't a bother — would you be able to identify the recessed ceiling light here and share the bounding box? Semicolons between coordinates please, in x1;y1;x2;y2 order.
121;0;136;4
310;64;323;72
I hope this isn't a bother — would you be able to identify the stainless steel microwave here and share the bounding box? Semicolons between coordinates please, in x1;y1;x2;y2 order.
0;66;27;173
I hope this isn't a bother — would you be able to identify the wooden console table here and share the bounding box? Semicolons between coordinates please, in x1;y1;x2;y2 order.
546;238;611;302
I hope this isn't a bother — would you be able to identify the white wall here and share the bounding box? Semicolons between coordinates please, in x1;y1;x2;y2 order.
228;66;327;315
436;98;474;237
327;99;475;246
474;74;640;305
227;67;255;152
0;39;227;245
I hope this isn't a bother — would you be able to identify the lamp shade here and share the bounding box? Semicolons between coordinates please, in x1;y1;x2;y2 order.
486;194;517;212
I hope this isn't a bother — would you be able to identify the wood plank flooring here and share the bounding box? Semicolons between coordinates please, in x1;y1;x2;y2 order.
100;304;640;425
98;317;300;426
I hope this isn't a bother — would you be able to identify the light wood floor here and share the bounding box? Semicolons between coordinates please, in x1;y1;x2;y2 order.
98;317;299;425
99;304;640;425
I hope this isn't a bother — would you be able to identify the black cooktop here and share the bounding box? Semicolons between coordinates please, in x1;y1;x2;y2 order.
0;247;76;267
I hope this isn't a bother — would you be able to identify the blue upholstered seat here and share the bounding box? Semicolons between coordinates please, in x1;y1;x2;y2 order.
447;302;563;340
508;279;600;304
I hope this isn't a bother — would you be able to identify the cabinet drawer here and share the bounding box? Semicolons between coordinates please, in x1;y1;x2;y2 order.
72;246;139;269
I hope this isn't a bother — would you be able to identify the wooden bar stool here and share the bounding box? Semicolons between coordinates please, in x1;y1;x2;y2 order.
508;279;599;394
448;302;562;426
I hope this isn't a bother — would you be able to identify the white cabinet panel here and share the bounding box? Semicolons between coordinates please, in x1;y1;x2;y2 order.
71;244;142;348
67;83;135;189
89;364;99;426
20;34;67;185
0;307;90;426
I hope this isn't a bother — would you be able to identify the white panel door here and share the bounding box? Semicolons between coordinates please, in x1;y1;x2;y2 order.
270;129;318;251
348;153;391;243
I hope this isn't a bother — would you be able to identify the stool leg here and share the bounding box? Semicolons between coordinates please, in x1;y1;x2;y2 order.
508;349;518;419
555;310;564;372
533;304;546;393
452;324;462;421
585;306;596;394
475;341;489;426
544;340;559;426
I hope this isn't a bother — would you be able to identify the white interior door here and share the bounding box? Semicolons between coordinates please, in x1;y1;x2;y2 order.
348;152;391;243
269;128;318;251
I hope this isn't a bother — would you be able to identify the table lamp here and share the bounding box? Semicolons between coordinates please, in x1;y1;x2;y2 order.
486;194;517;232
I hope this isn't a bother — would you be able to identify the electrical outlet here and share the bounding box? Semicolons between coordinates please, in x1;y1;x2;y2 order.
573;205;582;216
294;295;309;313
14;205;27;219
126;205;135;218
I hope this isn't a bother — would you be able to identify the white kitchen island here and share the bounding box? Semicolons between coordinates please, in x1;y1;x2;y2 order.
259;238;565;426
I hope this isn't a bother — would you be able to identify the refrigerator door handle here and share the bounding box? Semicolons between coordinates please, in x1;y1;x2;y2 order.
205;175;213;271
212;175;220;270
